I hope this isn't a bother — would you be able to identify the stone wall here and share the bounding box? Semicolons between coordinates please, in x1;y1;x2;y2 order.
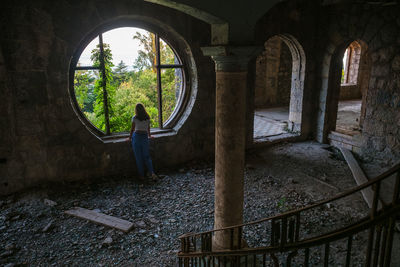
255;0;400;163
0;0;215;195
339;84;361;100
278;41;293;105
254;37;292;109
320;3;400;163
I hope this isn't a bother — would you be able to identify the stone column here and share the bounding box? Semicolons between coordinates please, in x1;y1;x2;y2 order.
202;46;262;250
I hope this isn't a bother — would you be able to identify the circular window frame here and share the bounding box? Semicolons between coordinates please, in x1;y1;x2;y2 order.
68;18;194;139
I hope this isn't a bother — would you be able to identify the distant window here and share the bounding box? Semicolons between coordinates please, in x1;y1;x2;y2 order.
341;41;361;85
72;27;185;135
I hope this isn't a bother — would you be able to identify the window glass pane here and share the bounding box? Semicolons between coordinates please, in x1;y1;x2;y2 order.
74;69;104;130
102;27;156;72
101;28;159;130
111;69;159;130
161;68;183;124
160;38;180;65
77;37;99;67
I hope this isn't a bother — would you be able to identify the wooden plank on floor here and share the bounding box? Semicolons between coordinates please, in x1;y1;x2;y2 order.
328;131;361;148
339;147;382;209
330;139;353;150
65;207;134;232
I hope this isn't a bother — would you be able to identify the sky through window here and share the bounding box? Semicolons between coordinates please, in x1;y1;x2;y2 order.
78;27;148;70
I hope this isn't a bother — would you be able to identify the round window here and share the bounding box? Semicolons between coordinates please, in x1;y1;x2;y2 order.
71;27;186;135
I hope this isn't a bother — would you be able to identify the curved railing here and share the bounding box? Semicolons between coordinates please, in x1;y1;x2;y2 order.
178;162;400;267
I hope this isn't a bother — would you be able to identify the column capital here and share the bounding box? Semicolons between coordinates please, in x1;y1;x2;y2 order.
201;46;263;72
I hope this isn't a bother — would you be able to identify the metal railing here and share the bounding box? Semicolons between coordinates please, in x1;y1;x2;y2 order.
178;162;400;266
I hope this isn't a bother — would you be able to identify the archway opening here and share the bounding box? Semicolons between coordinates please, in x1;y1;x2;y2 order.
334;40;370;137
253;35;305;141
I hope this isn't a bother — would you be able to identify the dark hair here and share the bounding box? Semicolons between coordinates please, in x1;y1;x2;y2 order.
135;103;150;121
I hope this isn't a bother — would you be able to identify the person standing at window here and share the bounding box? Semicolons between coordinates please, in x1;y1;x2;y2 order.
128;103;158;181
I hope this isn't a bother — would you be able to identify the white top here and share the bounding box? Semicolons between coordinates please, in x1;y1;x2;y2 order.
132;116;150;132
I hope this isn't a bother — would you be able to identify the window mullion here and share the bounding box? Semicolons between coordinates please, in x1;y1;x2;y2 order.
158;64;183;68
155;34;163;129
99;33;111;135
75;66;100;71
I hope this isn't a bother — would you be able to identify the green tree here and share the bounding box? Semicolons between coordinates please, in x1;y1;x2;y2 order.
74;69;91;109
132;33;176;70
90;43;116;132
133;32;157;72
132;32;180;124
161;68;181;122
113;76;159;131
74;69;96;113
84;79;96;113
113;60;129;85
160;39;176;65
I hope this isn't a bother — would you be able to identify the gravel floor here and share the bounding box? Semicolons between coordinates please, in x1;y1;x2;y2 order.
0;141;371;266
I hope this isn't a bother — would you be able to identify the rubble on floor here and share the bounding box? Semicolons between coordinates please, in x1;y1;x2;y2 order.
0;142;374;266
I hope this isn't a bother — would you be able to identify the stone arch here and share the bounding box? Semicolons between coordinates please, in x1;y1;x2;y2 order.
316;39;370;142
279;34;306;132
342;41;362;85
253;33;306;139
144;0;228;45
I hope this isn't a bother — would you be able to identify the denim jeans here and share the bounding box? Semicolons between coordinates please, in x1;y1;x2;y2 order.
131;132;154;177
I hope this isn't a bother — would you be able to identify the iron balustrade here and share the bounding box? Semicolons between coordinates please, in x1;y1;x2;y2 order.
178;162;400;267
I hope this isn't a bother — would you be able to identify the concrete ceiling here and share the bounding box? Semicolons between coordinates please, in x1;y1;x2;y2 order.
145;0;288;45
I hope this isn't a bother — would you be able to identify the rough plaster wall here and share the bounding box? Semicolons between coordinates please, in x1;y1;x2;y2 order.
0;0;215;195
254;51;267;108
254;37;292;109
0;46;14;190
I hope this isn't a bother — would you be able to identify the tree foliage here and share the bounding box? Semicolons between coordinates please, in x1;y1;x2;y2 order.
114;60;129;85
90;43;116;132
74;68;95;112
133;32;157;72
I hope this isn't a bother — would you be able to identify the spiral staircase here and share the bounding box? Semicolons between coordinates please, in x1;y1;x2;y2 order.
177;162;400;266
